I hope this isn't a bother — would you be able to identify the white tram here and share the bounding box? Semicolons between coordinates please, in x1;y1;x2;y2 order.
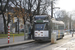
33;15;64;41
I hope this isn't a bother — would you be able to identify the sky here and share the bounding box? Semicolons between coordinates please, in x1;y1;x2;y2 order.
55;0;75;12
55;0;75;20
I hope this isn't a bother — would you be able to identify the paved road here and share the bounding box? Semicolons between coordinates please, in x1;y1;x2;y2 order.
0;42;51;50
1;34;75;50
0;36;25;45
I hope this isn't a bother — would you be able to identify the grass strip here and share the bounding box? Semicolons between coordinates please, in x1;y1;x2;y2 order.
0;33;24;38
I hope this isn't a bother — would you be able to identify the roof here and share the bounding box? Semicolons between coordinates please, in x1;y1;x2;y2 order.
34;15;48;17
51;20;64;25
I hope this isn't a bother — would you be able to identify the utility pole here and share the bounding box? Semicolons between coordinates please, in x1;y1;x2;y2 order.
70;15;71;34
24;17;26;40
51;0;53;18
18;1;21;34
28;0;31;23
68;21;69;34
37;0;41;15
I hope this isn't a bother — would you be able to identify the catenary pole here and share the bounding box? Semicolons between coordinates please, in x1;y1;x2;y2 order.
51;0;53;18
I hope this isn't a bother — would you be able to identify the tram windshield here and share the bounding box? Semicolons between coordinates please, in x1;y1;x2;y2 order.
35;24;48;30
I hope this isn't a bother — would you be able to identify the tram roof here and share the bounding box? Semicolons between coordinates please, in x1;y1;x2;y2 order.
51;20;64;25
34;15;48;17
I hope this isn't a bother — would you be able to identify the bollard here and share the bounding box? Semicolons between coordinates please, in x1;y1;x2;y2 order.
51;32;56;44
8;23;10;44
13;34;14;42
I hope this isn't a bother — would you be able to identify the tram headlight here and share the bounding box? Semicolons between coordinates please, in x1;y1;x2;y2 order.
38;33;40;35
35;32;37;33
41;32;43;33
35;32;38;36
40;32;43;36
41;35;43;36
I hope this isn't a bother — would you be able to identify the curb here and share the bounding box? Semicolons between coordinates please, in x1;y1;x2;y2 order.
0;40;34;48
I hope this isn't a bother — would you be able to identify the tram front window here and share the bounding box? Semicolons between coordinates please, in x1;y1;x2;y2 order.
35;24;48;30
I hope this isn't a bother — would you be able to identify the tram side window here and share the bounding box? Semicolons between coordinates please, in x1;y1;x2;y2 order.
58;25;64;30
54;24;58;30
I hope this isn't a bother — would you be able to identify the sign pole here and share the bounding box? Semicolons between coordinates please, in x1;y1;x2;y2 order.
13;33;14;42
8;23;10;44
13;17;15;42
13;27;15;42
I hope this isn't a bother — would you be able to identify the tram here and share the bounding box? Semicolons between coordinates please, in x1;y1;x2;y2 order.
33;15;64;41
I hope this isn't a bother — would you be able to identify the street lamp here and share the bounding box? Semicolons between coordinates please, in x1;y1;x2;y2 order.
0;2;1;13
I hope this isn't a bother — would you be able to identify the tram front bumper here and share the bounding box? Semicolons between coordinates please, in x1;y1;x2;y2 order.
34;37;50;41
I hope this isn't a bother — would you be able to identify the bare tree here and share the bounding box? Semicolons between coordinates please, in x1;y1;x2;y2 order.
55;10;71;29
0;0;9;34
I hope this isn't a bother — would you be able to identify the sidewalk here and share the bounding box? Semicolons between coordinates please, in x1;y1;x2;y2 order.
0;36;34;48
41;34;75;50
58;39;75;50
53;34;75;50
0;40;34;48
0;36;24;45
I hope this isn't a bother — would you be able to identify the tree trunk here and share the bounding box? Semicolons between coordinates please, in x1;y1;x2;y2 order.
18;18;19;34
15;22;17;32
7;14;10;26
23;17;26;40
3;13;7;34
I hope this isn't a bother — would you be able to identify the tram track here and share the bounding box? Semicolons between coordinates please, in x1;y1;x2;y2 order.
0;35;69;49
0;38;62;49
0;40;35;49
0;41;51;50
11;42;51;50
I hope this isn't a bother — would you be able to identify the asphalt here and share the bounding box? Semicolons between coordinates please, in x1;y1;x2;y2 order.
0;40;34;48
